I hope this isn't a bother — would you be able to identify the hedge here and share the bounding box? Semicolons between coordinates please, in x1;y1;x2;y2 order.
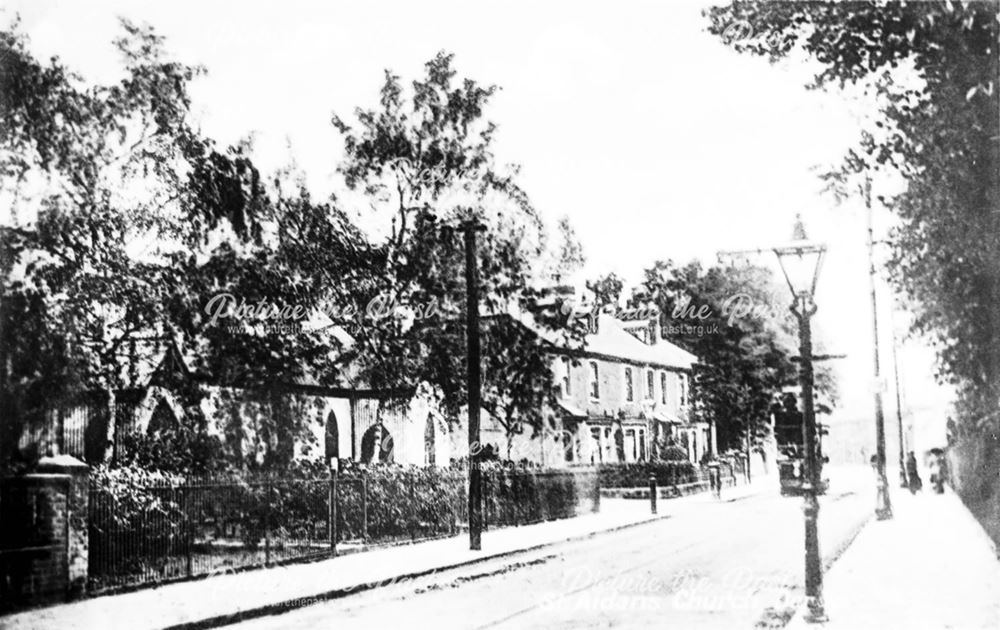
597;461;701;488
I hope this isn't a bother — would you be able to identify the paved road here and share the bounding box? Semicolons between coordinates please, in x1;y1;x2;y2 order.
231;475;873;630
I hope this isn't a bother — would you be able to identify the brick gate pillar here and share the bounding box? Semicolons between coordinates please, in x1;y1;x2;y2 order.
36;454;89;598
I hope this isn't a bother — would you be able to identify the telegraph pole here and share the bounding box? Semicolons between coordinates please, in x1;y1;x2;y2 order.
461;220;486;550
865;178;893;520
891;327;908;488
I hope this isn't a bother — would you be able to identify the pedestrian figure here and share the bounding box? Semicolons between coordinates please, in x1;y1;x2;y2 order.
906;451;922;494
928;449;947;494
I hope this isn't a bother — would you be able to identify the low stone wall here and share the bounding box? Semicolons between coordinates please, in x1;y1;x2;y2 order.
600;475;738;500
0;455;89;611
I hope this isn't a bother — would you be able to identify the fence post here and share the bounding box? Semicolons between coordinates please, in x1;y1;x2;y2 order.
329;471;338;557
593;469;601;513
361;472;368;544
649;474;657;514
264;477;271;567
409;472;416;542
482;470;489;531
451;473;458;535
183;485;193;578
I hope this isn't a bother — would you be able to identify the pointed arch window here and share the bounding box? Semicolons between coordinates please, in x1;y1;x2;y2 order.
325;411;339;463
424;415;436;466
147;399;177;435
361;424;394;463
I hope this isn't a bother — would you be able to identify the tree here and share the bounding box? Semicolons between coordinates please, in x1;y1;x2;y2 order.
0;19;259;468
628;259;835;453
705;1;999;435
0;19;357;471
586;272;625;309
331;52;579;438
549;215;586;282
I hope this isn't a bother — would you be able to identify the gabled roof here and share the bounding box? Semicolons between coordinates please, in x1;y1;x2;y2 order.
148;340;191;386
510;309;697;370
111;336;191;389
579;314;697;370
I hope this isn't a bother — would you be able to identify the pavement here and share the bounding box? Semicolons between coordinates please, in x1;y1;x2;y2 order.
785;483;1000;630
0;476;767;630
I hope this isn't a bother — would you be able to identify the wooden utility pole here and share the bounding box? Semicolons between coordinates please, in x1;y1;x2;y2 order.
891;326;908;488
865;178;893;520
461;220;486;550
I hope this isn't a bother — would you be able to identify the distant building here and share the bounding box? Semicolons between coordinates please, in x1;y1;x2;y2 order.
19;339;444;469
449;306;710;467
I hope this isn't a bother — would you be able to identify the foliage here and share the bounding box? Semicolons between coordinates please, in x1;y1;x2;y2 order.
624;260;836;451
331;51;585;434
90;465;186;520
0;19;277;468
479;308;585;457
586;273;625;308
597;461;699;488
88;465;187;580
705;1;1000;435
483;467;595;526
116;429;228;476
0;19;376;470
659;444;691;462
337;464;466;541
549;215;586;281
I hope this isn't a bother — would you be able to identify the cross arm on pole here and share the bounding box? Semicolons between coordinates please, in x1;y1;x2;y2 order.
791;354;847;363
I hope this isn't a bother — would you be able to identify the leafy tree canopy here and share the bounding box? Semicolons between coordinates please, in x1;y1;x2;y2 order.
706;1;999;434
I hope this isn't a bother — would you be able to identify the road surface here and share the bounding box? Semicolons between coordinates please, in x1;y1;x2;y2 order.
230;471;874;630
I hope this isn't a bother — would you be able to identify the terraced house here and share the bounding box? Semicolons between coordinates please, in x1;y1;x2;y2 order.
468;305;711;467
555;310;708;465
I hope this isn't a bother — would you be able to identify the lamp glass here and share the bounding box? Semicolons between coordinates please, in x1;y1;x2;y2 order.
776;246;824;298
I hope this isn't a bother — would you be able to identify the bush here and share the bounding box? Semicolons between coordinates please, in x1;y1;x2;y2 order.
116;429;229;476
659;445;690;462
336;464;466;543
89;466;188;581
481;463;597;526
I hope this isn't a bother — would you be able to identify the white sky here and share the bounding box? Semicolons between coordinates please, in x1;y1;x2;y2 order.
4;0;954;446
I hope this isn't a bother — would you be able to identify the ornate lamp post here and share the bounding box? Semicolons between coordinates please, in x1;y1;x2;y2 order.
717;215;829;622
773;215;828;623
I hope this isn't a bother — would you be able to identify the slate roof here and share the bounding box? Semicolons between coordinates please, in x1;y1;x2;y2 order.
511;309;698;371
581;314;697;370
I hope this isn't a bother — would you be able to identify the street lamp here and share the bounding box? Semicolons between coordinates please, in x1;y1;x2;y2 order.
773;214;827;624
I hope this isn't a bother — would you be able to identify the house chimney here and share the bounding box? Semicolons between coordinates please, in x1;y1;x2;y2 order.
648;315;660;345
588;311;600;335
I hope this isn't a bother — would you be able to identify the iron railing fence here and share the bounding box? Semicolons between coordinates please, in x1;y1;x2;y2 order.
89;469;465;593
334;468;467;546
88;474;334;592
88;466;596;594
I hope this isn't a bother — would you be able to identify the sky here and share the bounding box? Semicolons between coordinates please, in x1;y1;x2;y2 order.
3;0;955;450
